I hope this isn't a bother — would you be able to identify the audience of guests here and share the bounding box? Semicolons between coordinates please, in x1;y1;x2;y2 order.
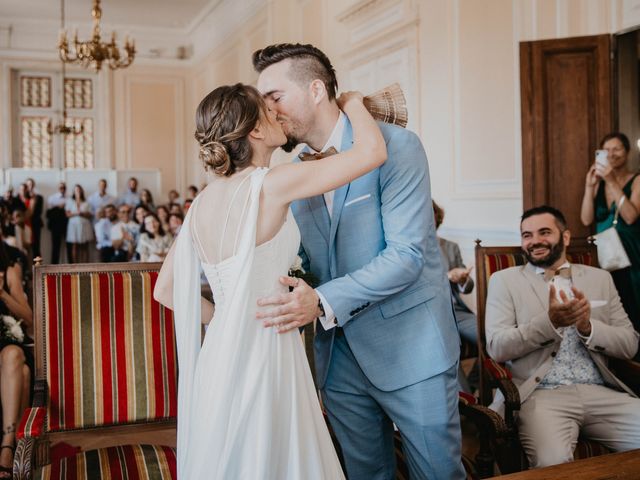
580;132;640;346
87;179;116;218
486;205;640;468
65;185;94;264
0;240;33;476
136;213;173;262
118;177;141;208
45;182;69;264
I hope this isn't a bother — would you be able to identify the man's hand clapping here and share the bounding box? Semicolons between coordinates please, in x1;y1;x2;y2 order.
548;285;592;336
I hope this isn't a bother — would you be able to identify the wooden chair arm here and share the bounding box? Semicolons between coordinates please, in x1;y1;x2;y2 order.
483;358;521;427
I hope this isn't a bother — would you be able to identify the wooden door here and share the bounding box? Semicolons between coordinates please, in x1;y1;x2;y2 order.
520;34;613;239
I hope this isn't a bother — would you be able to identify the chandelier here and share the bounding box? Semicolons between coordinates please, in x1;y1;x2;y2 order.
47;60;84;136
58;0;135;71
49;0;83;136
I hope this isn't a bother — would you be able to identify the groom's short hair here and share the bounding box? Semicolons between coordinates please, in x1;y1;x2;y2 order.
252;43;338;101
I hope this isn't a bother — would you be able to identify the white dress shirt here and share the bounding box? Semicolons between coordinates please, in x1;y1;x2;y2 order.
47;192;67;209
311;112;346;330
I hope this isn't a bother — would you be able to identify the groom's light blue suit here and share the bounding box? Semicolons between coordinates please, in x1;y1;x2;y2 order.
291;118;464;479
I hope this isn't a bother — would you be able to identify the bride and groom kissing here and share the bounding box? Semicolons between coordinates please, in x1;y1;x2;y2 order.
155;43;465;479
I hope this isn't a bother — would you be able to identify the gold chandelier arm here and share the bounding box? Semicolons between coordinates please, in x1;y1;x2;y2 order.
58;0;134;72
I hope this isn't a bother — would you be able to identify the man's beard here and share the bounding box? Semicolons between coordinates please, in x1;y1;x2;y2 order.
280;135;301;153
524;237;565;268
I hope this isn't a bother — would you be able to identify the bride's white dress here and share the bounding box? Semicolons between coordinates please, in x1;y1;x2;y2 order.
172;167;345;479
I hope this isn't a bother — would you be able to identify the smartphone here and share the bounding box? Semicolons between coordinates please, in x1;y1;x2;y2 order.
595;149;609;167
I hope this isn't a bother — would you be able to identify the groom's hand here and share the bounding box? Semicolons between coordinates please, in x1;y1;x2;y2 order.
256;277;321;333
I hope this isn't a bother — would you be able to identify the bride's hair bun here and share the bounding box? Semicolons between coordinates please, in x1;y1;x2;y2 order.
199;140;230;175
194;83;267;177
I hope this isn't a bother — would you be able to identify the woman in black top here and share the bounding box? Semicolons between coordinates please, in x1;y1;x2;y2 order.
0;241;32;477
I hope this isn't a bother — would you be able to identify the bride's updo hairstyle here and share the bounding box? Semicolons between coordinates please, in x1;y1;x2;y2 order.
195;83;267;176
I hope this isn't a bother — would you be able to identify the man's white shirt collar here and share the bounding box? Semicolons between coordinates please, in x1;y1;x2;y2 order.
312;111;346;154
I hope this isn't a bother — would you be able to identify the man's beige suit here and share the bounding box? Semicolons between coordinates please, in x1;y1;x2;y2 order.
485;262;640;467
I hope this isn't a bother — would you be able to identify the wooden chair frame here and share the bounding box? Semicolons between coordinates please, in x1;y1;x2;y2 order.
16;262;177;479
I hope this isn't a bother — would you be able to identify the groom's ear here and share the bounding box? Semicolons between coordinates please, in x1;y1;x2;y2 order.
309;79;327;106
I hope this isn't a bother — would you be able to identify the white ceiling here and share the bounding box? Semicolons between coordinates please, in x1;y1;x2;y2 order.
0;0;217;30
0;0;237;62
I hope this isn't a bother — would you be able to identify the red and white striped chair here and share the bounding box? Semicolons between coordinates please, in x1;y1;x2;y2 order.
15;263;177;479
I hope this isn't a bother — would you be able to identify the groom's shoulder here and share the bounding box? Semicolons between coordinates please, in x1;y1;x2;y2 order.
377;121;422;147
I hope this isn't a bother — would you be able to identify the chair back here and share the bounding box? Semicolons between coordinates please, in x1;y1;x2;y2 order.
474;240;597;404
33;263;177;434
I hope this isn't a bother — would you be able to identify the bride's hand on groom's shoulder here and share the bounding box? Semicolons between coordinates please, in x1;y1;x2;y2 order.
256;277;320;333
337;91;364;109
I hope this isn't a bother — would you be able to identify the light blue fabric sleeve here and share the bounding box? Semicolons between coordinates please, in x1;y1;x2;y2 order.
316;128;431;325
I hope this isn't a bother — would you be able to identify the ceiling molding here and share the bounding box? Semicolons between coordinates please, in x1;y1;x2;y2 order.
0;0;235;63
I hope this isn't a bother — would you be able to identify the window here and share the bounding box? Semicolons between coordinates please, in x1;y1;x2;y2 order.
14;70;96;169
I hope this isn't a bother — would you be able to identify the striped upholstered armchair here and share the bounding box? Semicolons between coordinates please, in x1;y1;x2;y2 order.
473;240;620;474
14;263;177;479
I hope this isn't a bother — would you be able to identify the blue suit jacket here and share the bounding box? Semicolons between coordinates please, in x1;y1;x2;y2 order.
292;119;460;392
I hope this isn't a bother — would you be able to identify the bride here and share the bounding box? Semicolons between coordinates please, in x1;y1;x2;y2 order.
154;83;386;479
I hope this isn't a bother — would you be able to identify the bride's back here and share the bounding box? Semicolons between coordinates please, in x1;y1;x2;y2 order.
189;168;286;266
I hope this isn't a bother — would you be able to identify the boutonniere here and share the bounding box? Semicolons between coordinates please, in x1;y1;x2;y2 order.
288;256;318;288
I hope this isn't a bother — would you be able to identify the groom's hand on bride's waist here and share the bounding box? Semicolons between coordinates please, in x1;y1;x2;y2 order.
256;277;321;333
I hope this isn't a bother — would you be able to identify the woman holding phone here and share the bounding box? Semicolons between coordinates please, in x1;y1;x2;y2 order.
581;132;640;342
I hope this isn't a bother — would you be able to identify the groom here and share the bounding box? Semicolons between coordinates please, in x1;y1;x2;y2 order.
254;43;464;479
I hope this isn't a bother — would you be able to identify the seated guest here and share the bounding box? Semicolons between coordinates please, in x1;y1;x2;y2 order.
0;186;24;216
5;210;31;256
156;205;171;234
185;184;198;201
168;203;183;216
46;182;69;264
88;179;116;219
486;205;640;468
133;205;148;228
110;205;138;262
184;198;193;215
433;200;478;392
167;189;180;205
137;189;155;213
136;213;173;262
94;205;117;262
168;213;183;236
118;177;140;208
0;240;33;477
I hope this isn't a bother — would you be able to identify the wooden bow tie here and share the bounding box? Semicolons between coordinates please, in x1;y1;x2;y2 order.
543;267;571;283
298;146;338;162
